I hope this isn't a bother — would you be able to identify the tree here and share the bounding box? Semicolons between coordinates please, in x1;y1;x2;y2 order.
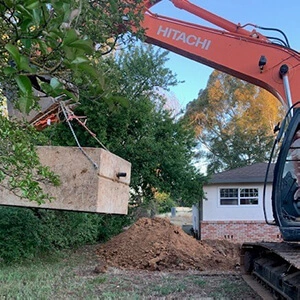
0;0;145;203
0;5;205;261
0;0;145;111
0;114;60;203
44;45;205;209
185;70;284;174
115;45;182;99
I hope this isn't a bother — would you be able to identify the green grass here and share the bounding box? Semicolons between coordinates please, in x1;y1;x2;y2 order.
149;280;186;296
0;246;261;300
0;248;94;299
210;277;254;299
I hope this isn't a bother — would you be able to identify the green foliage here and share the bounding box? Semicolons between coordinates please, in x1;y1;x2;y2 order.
43;45;205;207
0;207;131;263
185;70;284;173
44;90;204;208
0;207;43;262
96;213;132;241
0;0;193;264
115;45;183;99
0;115;59;203
0;0;145;204
0;0;145;112
154;192;176;214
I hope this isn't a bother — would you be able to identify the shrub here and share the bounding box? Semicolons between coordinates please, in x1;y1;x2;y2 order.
155;192;176;214
0;207;43;262
0;207;132;263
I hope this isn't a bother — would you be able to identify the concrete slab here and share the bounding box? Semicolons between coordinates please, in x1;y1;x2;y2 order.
0;146;131;214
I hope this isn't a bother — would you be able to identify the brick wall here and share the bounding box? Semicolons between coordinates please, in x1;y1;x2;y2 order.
200;221;282;243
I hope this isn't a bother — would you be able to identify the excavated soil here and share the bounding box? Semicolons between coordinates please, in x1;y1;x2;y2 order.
96;217;240;272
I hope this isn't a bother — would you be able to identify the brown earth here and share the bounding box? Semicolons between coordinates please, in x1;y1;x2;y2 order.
96;217;241;272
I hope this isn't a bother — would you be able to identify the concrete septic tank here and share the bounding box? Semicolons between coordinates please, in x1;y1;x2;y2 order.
0;146;131;214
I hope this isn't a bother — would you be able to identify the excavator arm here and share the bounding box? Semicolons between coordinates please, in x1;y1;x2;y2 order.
136;1;300;244
139;0;300;109
140;3;300;294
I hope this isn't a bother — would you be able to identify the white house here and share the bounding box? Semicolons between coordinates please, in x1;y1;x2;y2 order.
200;163;282;243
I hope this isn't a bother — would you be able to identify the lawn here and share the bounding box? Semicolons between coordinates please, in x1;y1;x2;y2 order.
0;245;260;299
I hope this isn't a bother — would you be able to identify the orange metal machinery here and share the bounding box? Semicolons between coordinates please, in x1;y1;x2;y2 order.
139;0;300;108
136;1;300;297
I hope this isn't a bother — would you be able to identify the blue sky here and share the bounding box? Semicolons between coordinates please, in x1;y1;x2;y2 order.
150;0;300;109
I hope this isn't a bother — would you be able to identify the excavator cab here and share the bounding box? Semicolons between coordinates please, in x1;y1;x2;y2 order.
272;108;300;241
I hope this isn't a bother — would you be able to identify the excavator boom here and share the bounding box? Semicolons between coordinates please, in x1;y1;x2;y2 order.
139;0;300;109
137;1;300;297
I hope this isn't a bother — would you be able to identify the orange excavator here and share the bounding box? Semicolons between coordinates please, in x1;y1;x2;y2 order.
136;0;300;298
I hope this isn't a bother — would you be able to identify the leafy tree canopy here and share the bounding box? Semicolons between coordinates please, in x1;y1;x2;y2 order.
44;45;205;208
0;1;204;206
0;0;145;203
0;114;60;203
0;0;145;111
185;70;285;174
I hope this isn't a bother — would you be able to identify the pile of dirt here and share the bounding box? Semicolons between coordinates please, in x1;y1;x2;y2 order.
96;217;240;272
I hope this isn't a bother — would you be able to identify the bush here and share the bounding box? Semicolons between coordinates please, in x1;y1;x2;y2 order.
155;192;176;214
0;207;43;262
0;207;132;263
38;211;101;249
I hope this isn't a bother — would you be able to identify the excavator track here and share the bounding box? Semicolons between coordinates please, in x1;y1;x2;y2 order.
241;242;300;299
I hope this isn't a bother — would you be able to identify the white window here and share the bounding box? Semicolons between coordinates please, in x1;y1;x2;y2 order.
219;188;258;206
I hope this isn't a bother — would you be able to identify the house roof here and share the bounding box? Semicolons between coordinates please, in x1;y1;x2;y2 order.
207;163;275;184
